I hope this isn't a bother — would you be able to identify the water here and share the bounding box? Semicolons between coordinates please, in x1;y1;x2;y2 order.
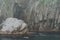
0;33;60;40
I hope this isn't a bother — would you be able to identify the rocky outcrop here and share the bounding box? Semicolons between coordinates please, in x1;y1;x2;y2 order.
0;18;28;34
0;0;60;31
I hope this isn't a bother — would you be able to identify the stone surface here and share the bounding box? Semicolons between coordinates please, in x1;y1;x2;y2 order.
1;18;27;33
0;0;60;31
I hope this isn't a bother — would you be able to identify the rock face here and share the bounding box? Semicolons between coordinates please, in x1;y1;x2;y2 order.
1;18;27;33
0;0;60;31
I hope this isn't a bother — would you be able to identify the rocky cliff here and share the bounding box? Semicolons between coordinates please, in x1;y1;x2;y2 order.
0;0;60;31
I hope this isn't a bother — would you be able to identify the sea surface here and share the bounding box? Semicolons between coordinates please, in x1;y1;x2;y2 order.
0;33;60;40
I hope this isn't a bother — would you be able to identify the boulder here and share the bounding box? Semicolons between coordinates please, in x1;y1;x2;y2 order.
0;18;28;33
